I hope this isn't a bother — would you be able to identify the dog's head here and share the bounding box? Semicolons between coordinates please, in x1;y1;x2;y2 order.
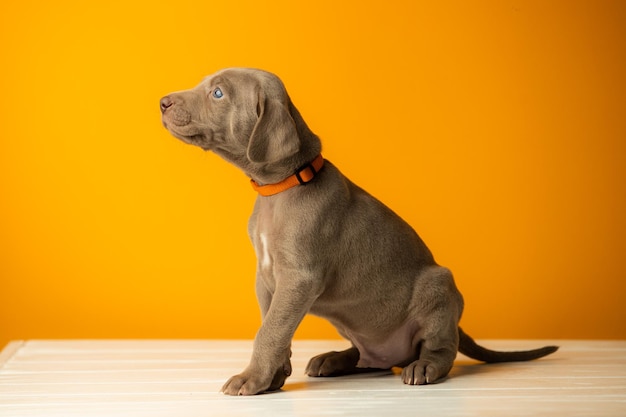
160;68;321;183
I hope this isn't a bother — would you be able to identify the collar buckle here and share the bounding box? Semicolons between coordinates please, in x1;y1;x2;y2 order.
294;161;318;185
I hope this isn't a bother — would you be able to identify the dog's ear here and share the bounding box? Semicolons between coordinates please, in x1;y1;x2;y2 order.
247;90;300;164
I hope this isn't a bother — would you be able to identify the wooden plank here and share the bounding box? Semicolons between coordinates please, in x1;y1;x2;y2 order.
0;340;24;367
0;340;625;417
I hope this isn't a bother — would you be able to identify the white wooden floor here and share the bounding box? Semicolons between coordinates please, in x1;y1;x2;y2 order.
0;339;625;417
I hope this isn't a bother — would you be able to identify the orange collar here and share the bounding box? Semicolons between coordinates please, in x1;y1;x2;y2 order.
250;154;325;196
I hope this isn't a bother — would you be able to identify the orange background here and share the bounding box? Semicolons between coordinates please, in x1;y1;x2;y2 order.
1;0;625;349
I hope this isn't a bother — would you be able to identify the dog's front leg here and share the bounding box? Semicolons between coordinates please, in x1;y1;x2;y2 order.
221;273;318;396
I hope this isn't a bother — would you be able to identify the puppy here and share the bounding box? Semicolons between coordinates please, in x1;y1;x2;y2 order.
160;68;558;396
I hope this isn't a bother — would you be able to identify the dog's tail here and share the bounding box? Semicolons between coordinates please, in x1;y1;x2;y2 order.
458;327;559;363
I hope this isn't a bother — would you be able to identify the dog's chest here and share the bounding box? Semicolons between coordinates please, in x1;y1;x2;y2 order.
250;198;280;273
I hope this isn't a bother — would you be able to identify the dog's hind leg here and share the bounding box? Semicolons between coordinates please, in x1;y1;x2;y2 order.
401;329;458;385
305;347;359;377
305;347;389;377
401;266;463;385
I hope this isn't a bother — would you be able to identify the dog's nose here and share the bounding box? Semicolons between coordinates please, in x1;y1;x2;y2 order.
160;96;173;114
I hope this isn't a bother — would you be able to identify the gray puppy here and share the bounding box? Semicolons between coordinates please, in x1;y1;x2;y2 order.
160;68;558;396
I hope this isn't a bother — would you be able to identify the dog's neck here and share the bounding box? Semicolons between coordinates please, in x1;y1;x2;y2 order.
250;154;325;196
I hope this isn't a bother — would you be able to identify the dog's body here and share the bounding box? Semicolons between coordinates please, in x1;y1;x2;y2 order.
160;68;557;396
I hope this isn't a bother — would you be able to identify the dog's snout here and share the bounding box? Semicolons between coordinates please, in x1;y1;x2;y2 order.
160;96;173;114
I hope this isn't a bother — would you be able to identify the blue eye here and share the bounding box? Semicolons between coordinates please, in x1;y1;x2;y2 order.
213;87;224;99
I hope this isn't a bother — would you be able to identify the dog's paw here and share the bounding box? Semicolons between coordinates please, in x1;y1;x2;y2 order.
221;372;266;396
305;349;359;377
401;359;448;385
221;362;291;396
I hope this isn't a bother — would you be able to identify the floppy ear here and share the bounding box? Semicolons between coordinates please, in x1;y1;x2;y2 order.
246;90;300;164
